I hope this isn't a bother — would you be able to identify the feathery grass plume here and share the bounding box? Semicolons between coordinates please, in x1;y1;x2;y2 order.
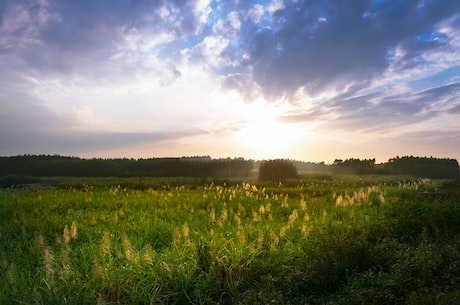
300;196;307;210
265;203;271;212
301;224;309;237
259;204;266;215
279;226;287;238
182;223;190;244
237;226;247;245
63;225;71;243
209;209;216;224
234;213;241;225
173;228;181;245
335;194;344;206
70;221;78;240
43;246;55;277
322;209;328;223
218;209;228;226
281;194;289;208
238;202;245;214
287;209;299;228
122;234;138;263
257;230;264;249
304;212;310;222
270;230;279;249
60;245;71;280
143;243;154;264
100;232;111;257
252;209;260;222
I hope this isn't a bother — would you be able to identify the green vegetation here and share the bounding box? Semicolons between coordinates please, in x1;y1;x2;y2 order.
1;176;459;304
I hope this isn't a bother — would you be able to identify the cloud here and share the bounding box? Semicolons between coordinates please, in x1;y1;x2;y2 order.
2;0;459;98
228;0;460;100
0;91;202;155
0;71;205;156
279;82;460;133
0;0;207;77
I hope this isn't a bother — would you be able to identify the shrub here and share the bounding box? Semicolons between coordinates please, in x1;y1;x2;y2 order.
258;159;298;183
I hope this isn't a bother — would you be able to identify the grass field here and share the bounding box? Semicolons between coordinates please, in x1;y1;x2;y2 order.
1;176;459;304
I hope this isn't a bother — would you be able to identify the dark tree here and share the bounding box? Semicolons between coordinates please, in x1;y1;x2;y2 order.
258;159;298;182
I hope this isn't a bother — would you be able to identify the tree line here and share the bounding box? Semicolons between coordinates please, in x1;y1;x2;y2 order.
0;155;254;179
0;155;458;185
331;156;459;178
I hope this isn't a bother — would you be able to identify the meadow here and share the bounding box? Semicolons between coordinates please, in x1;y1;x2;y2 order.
1;176;459;304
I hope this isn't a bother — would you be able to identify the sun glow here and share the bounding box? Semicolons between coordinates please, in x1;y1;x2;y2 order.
236;111;303;159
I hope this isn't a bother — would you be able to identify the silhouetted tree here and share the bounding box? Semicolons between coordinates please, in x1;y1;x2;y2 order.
258;159;298;182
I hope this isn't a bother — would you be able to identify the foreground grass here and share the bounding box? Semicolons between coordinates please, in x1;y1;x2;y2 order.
0;177;459;304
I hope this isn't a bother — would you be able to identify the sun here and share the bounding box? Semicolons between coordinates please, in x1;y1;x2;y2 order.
235;115;302;159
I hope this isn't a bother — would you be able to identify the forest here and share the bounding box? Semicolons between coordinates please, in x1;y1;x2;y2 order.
0;155;458;185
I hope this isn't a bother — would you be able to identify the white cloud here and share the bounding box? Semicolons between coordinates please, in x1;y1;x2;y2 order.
246;4;265;23
181;35;230;68
213;11;241;37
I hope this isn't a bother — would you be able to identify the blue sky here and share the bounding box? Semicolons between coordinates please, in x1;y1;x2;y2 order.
1;0;460;163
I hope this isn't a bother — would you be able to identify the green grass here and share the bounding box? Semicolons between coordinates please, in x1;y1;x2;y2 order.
1;177;459;304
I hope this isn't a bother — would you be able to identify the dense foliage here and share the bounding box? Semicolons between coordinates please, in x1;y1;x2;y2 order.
1;177;459;304
0;155;458;189
384;156;460;179
0;155;254;179
258;159;298;182
332;156;459;178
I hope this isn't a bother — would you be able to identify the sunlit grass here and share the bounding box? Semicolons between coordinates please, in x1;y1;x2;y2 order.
0;177;459;304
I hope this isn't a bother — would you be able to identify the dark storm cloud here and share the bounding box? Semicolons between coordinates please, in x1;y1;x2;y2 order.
232;0;460;100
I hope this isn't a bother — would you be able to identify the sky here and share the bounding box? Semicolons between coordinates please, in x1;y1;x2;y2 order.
1;0;460;163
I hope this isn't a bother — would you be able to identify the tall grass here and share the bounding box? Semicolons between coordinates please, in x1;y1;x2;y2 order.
1;178;459;304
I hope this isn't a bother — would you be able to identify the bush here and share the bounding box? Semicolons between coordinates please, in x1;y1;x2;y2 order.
258;159;298;183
